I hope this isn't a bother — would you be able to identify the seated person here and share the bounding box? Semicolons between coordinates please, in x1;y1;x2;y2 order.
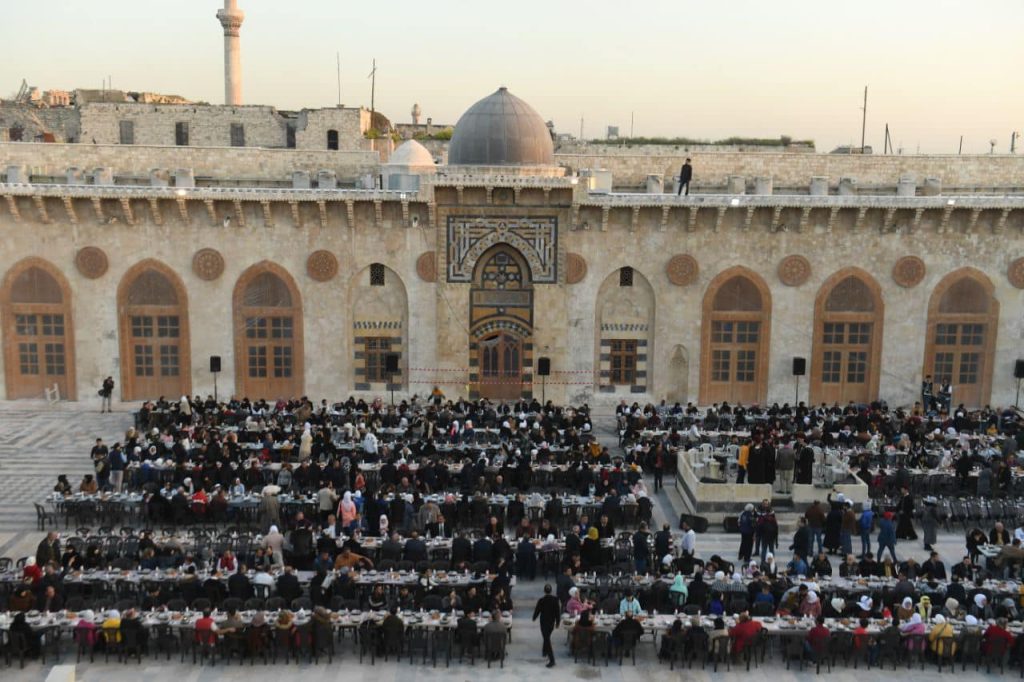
729;612;763;658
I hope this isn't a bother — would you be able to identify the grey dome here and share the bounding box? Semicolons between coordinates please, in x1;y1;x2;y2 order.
448;87;554;166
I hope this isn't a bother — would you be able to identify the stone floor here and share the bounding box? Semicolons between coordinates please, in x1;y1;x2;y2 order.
0;401;1008;680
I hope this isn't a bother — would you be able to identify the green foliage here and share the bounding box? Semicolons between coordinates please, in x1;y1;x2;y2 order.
415;128;453;141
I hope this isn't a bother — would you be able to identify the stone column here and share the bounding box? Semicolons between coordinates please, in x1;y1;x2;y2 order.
216;1;245;106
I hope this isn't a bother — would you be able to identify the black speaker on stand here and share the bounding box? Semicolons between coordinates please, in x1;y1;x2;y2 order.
209;355;222;402
537;357;551;404
385;353;400;405
792;357;806;405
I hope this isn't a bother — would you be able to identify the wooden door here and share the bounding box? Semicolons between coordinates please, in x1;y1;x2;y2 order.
479;333;521;400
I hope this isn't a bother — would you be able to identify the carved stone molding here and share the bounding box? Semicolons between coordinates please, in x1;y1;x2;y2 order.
416;251;437;283
1008;257;1024;289
74;246;108;279
307;250;339;282
566;252;588;284
192;248;225;281
777;254;811;286
893;255;926;288
666;254;699;286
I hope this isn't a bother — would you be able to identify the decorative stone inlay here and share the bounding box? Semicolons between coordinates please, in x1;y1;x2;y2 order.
893;255;926;288
416;251;437;282
307;250;339;282
777;254;811;286
1009;258;1024;289
446;215;558;283
566;253;587;284
191;248;225;281
666;254;699;286
75;246;108;279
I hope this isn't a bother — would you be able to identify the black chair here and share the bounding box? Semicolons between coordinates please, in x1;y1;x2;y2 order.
35;503;57;531
6;630;31;669
120;624;145;663
685;628;709;669
313;620;336;663
875;630;903;670
358;621;379;664
616;629;639;665
265;597;285;611
984;635;1010;674
430;629;451;667
221;630;248;665
272;627;294;664
405;626;429;664
933;635;956;672
828;631;854;668
292;623;313;663
710;634;730;672
151;624;178;660
958;631;983;671
783;635;806;671
483;630;506;668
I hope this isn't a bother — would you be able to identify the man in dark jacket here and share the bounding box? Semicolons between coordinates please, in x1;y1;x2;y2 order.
676;158;693;196
532;584;560;667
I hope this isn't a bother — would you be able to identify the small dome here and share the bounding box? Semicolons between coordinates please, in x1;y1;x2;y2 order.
448;87;554;166
388;140;436;168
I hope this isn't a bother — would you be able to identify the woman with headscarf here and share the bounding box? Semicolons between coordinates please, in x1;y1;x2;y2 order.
824;495;844;554
970;593;994;620
900;612;926;652
670;573;689;608
22;556;41;585
571;609;595;657
761;552;778;577
916;595;932;620
9;612;41;657
338;491;358;531
378;514;390;538
921;496;940;551
896;596;915;621
799;590;822;618
942;597;961;619
856;595;875;619
565;587;589;616
928;614;956;654
581;527;602;570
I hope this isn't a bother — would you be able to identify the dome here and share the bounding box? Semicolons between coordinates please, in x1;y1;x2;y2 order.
388;140;435;168
448;87;554;166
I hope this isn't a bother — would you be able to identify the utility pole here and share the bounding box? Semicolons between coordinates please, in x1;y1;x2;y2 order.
579;114;584;141
367;59;377;116
630;111;634;139
860;85;868;152
336;52;342;106
959;136;963;155
1012;132;1018;154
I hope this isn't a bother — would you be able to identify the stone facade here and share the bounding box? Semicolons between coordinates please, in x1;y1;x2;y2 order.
2;142;1024;411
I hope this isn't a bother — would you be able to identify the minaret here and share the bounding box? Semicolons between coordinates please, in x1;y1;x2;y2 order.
216;0;245;105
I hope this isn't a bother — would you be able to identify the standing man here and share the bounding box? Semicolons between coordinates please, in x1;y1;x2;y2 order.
676;158;693;196
532;583;560;668
921;375;934;413
99;376;115;413
652;443;665;493
776;439;795;494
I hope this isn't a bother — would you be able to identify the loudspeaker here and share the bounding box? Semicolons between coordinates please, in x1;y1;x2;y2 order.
209;355;221;373
1016;359;1024;379
792;357;806;376
385;353;400;374
537;357;551;376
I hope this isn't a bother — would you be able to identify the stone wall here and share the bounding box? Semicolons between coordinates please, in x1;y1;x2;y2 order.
0;142;381;184
80;103;290;148
555;151;1024;191
0;104;80;143
294;108;368;151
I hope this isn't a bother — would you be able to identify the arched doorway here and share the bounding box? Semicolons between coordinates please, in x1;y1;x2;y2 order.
233;262;304;398
811;269;884;405
469;246;533;400
699;267;771;405
118;260;191;401
1;258;76;399
923;268;998;408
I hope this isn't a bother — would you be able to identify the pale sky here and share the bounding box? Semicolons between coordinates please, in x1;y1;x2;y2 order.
2;0;1021;153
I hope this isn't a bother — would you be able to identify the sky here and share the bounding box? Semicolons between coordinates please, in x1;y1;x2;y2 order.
2;0;1021;153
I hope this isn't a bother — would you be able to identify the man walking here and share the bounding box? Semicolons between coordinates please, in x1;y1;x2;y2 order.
676;158;693;196
532;583;560;668
99;376;114;413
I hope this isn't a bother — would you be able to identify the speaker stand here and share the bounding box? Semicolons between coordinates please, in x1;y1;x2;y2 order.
213;370;219;403
1017;378;1021;410
794;374;800;406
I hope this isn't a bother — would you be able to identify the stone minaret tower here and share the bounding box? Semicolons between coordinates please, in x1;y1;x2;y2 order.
216;0;245;105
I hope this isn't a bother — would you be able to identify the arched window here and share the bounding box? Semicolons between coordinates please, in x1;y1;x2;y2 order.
923;269;998;408
700;268;771;405
327;129;339;150
233;263;303;398
118;261;190;400
2;259;75;399
811;269;884;405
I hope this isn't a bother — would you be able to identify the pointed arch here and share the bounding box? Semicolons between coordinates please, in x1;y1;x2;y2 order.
350;262;409;391
923;267;998;408
117;259;191;401
233;261;304;398
1;257;76;399
595;266;655;394
699;266;771;405
811;267;884;405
